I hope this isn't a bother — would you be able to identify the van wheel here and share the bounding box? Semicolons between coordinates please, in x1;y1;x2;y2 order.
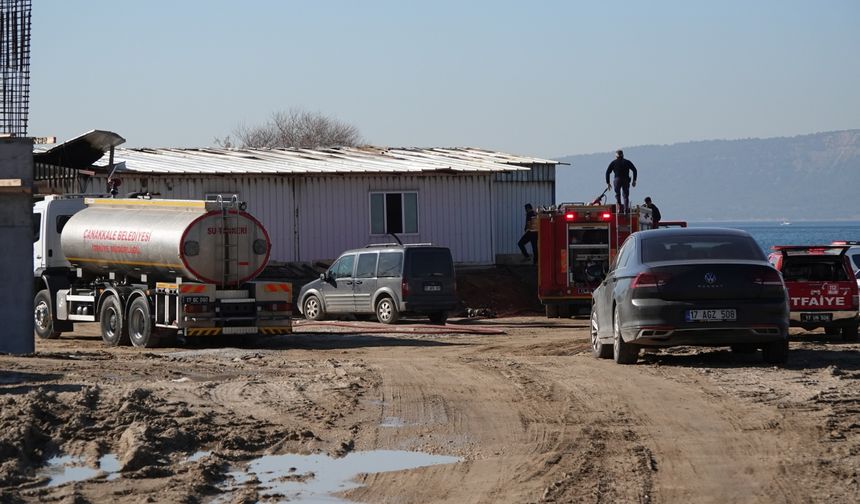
842;323;859;342
34;289;61;340
128;297;158;348
303;295;325;321
99;296;129;346
429;312;447;325
376;297;400;324
612;305;639;364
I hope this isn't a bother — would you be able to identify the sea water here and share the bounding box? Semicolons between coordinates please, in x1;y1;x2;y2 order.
688;221;860;254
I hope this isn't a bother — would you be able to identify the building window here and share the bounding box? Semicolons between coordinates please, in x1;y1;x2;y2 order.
370;192;418;235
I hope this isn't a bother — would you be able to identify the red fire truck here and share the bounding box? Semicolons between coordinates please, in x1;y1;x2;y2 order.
536;201;685;318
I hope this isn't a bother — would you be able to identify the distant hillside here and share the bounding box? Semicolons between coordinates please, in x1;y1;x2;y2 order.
556;130;860;221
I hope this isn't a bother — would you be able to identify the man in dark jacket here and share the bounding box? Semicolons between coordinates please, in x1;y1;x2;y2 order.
644;196;661;228
517;203;538;263
605;150;637;214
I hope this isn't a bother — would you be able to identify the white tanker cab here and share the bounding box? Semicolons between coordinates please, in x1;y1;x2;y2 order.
33;195;293;347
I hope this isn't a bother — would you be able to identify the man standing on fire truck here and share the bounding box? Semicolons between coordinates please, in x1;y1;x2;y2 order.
605;149;638;213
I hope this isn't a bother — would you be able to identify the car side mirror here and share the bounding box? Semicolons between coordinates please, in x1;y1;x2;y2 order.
320;272;328;281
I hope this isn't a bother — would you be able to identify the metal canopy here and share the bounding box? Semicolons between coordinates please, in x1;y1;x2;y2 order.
34;129;125;170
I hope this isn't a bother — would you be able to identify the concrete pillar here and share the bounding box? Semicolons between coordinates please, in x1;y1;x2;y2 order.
0;138;34;354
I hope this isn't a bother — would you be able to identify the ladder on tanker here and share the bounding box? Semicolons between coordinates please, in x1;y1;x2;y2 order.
216;195;241;288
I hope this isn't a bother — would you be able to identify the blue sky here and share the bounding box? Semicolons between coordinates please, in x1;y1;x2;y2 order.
29;0;860;157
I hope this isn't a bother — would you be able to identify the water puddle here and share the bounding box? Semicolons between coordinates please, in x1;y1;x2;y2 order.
379;416;406;428
99;454;122;481
217;450;460;503
40;454;122;487
187;450;212;462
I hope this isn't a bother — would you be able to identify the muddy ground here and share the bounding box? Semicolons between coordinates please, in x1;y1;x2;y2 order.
1;316;859;503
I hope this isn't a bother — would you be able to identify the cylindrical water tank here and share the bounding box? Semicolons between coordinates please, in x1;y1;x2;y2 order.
61;198;271;285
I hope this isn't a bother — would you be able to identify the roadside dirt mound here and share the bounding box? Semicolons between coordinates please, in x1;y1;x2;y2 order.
456;265;542;316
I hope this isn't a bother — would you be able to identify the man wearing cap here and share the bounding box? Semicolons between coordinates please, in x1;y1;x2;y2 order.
605;150;638;214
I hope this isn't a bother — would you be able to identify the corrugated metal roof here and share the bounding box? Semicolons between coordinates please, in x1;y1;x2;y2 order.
92;146;559;175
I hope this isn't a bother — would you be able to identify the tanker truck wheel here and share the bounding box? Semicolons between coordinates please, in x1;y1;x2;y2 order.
128;297;158;348
99;296;129;346
34;290;61;339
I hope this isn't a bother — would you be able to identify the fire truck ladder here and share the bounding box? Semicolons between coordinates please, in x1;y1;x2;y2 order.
217;195;241;287
613;209;631;252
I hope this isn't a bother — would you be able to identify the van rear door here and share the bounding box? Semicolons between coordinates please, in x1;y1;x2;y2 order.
405;247;457;304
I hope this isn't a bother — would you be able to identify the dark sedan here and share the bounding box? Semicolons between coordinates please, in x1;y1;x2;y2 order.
590;228;789;364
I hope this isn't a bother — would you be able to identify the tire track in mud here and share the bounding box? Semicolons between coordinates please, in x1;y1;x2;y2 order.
541;356;824;504
474;356;655;504
641;342;860;503
355;350;655;503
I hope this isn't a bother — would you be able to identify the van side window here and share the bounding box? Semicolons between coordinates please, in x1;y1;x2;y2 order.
331;255;355;279
377;252;403;277
355;253;378;278
33;213;41;242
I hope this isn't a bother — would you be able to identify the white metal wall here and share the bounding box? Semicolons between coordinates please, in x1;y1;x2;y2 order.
95;173;497;264
492;165;556;256
296;174;494;264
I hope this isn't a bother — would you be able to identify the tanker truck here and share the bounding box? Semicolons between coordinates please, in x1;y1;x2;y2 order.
33;195;293;348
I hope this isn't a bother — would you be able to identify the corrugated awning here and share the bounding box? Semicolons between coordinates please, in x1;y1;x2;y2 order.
34;130;125;169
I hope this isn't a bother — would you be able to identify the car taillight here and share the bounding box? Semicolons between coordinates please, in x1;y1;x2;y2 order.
753;268;783;286
631;272;668;288
401;278;409;299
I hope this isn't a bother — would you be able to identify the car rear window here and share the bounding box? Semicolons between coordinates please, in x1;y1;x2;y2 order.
642;235;764;263
781;257;850;282
408;248;454;277
377;252;403;277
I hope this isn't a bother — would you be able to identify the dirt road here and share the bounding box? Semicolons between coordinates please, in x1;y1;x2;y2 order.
1;317;858;503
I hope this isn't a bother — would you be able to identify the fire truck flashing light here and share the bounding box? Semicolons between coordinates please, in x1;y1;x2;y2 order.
563;211;613;222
